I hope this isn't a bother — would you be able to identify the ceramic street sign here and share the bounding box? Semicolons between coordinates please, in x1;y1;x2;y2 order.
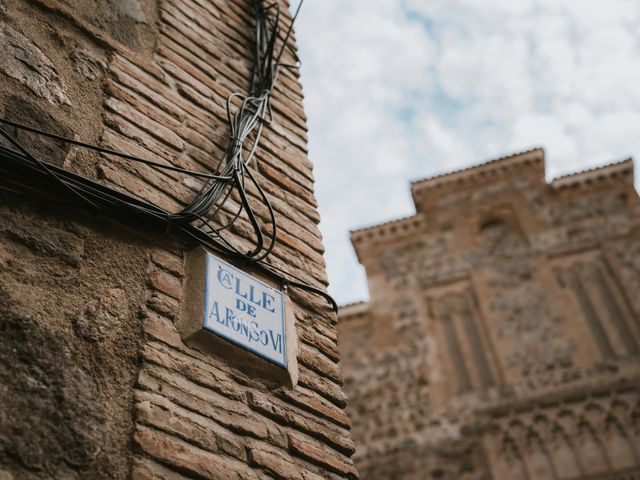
203;252;287;367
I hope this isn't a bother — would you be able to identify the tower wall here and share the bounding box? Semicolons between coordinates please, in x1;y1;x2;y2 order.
0;2;358;479
341;149;640;479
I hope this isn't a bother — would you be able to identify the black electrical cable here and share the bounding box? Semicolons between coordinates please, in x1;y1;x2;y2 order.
0;118;231;181
0;0;337;312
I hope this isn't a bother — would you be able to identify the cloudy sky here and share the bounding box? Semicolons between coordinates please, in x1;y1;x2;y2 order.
291;0;640;305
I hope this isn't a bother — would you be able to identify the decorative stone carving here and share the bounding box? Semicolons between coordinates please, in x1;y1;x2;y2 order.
490;281;575;383
615;241;640;314
548;194;627;226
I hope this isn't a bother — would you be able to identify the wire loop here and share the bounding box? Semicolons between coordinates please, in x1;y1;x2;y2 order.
0;0;336;311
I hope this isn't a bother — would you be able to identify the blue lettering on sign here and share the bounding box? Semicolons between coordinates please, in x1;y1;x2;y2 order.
204;253;287;367
217;269;233;289
209;300;221;324
208;300;282;354
217;268;277;314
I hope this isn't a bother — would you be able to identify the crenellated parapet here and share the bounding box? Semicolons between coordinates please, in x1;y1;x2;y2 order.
350;214;425;263
411;148;545;211
550;157;634;190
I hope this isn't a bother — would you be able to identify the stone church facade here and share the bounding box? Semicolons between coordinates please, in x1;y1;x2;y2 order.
1;1;358;479
339;149;640;479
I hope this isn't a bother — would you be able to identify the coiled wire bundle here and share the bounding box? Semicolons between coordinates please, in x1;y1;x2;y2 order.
0;0;337;310
174;0;296;260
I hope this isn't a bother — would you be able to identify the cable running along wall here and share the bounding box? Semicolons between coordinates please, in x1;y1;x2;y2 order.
0;0;337;310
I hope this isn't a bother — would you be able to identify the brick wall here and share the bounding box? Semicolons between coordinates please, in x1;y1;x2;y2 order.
0;1;358;479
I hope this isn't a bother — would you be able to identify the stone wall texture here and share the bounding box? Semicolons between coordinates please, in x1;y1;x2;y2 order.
0;1;358;479
339;149;640;480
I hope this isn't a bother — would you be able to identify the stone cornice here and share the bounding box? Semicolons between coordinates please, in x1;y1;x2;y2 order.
410;147;545;201
476;363;640;418
550;157;634;190
350;214;424;253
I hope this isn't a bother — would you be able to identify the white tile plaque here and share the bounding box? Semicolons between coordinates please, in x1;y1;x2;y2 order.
203;252;287;367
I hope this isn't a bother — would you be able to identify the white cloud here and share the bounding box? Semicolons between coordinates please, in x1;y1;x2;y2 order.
292;0;640;304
